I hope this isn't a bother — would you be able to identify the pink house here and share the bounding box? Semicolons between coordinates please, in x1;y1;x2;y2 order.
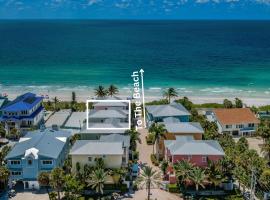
164;136;225;183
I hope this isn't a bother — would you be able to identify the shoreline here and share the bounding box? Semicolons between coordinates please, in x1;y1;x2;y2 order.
2;89;270;107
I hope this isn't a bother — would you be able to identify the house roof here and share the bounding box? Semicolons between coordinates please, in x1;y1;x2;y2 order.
213;108;259;125
80;122;128;134
161;122;204;134
89;109;128;119
100;134;130;147
1;93;43;112
146;102;190;118
70;140;123;155
93;96;128;107
165;136;225;156
5;129;71;160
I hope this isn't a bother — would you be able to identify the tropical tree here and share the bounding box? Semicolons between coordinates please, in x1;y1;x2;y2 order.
94;86;107;98
53;97;59;111
71;91;76;112
163;87;178;103
257;120;270;141
223;99;233;108
9;128;19;140
95;158;105;169
0;166;9;190
50;167;65;200
109;168;127;185
261;138;270;160
189;167;206;192
107;85;119;97
136;166;161;200
206;161;225;189
0;145;11;165
87;168;108;199
38;172;51;199
125;129;141;151
149;123;167;161
160;160;168;175
63;174;83;200
235;98;243;108
236;137;249;153
0;124;6;138
174;160;193;187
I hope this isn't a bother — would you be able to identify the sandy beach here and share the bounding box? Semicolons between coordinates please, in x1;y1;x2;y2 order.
2;89;270;107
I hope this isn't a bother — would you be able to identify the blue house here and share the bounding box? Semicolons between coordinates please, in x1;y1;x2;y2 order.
0;93;44;134
5;129;71;189
145;102;191;127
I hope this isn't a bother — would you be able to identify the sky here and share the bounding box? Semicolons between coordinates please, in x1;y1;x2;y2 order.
0;0;270;19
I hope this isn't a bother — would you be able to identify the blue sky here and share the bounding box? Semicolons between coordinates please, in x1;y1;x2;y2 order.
0;0;270;19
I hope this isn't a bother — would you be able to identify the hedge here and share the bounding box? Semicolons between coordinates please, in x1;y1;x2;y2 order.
167;184;179;193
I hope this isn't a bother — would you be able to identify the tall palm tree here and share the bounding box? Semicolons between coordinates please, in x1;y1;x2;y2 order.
149;123;167;161
189;167;206;192
50;167;65;200
261;138;270;160
87;168;108;199
53;96;59;111
94;86;107;98
174;160;194;187
206;161;225;189
136;166;161;200
163;87;178;103
107;85;119;97
125;129;141;151
38;172;51;199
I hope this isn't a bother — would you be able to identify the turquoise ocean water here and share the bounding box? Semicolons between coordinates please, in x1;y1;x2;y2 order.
0;20;270;98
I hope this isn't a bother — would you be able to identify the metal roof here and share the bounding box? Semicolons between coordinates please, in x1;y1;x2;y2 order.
161;122;204;134
165;136;224;156
5;129;71;160
1;93;43;112
89;109;128;119
146;102;191;118
70;140;123;155
100;134;130;147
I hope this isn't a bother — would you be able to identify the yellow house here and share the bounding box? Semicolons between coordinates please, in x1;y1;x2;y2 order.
70;140;124;173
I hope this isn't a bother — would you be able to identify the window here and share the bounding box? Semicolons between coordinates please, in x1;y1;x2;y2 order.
225;125;232;129
202;156;207;163
28;159;32;165
248;123;255;127
10;160;21;165
11;171;22;176
42;160;53;165
88;157;93;162
236;124;243;128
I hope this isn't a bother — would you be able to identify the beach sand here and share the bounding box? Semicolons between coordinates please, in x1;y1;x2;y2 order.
3;89;270;107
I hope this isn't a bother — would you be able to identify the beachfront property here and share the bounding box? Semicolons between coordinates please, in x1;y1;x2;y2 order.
212;108;259;136
145;102;191;127
0;93;44;134
5;128;71;189
164;136;225;183
70;139;126;172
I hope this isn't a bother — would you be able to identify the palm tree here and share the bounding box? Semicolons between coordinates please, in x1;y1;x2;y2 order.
87;168;108;199
136;166;161;200
0;123;6;138
71;91;76;111
38;172;51;199
50;168;65;200
95;158;105;169
174;160;193;187
125;129;141;151
107;85;119;97
53;97;59;111
149;123;167;161
163;87;178;103
261;138;270;160
0;166;9;190
189;167;206;192
206;161;225;189
94;86;107;98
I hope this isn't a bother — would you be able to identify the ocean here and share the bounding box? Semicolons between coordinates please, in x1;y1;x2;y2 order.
0;20;270;98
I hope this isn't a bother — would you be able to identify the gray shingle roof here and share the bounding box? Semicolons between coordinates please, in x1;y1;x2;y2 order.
165;136;224;156
81;122;128;134
146;102;191;118
100;134;130;147
70;140;123;155
161;122;204;134
5;129;71;160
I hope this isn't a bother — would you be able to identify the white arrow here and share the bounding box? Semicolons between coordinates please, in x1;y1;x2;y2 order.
140;69;147;128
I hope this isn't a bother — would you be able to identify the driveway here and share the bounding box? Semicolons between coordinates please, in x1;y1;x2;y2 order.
124;189;182;200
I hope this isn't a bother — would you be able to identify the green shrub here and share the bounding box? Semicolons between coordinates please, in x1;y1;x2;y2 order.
166;184;179;193
146;133;154;145
150;154;159;166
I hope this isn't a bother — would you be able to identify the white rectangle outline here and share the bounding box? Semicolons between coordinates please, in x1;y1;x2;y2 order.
86;99;131;130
